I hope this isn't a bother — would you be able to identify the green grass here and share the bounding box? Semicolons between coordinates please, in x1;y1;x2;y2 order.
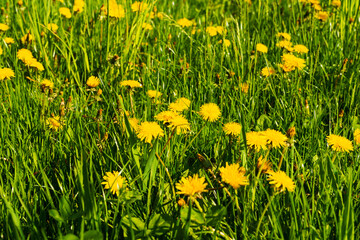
0;0;360;239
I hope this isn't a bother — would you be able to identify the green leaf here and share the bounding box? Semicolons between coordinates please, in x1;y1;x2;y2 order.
61;234;80;240
49;209;64;222
206;206;227;226
148;213;172;236
180;206;205;227
82;230;103;240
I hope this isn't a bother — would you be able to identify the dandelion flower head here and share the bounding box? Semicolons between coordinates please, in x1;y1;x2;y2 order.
246;131;267;151
261;67;276;77
131;1;148;12
263;129;288;149
102;171;126;196
0;68;15;81
59;7;72;18
4;37;15;44
120;80;142;88
0;23;9;32
257;156;272;173
86;76;100;88
137;121;164;143
256;43;268;53
199;103;221;122
293;45;309;54
47;116;65;131
169;97;191;112
168;115;190;134
267;170;295;192
40;79;54;89
155;110;179;124
176;174;207;198
147;90;162;98
219;163;249;189
223;122;242;137
276;32;291;41
354;129;360;145
177;18;193;27
326;134;353;152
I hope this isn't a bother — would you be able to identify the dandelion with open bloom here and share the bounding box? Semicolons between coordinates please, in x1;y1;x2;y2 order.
131;1;148;12
0;23;9;32
17;48;34;62
293;45;309;54
276;40;293;51
124;118;139;132
120;80;142;88
106;0;125;18
59;7;72;18
261;67;276;77
354;129;360;145
47;116;65;131
246;131;267;151
219;39;231;47
147;90;162;98
176;174;207;198
21;32;33;44
177;18;193;27
206;26;224;36
256;43;268;53
86;76;100;88
4;37;15;45
47;23;59;32
276;32;291;41
263;129;288;149
332;0;341;7
169;98;191;112
315;11;329;21
155;111;179;124
40;79;54;89
267;170;295;192
73;0;85;13
280;54;306;72
326;134;353;152
142;23;153;30
137;121;164;143
199;103;221;122
0;68;15;81
240;83;249;93
223;122;242;137
168;115;190;134
220;163;249;189
102;171;126;196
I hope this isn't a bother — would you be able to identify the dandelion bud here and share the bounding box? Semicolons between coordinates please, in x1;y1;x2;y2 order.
287;126;296;138
96;109;103;121
167;33;172;41
339;109;344;118
177;198;186;207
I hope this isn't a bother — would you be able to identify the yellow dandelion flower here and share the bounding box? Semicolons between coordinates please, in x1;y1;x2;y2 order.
142;23;153;30
177;18;193;27
332;0;341;7
263;129;288;149
353;129;360;145
86;76;100;88
147;90;162;98
73;0;85;13
0;46;2;55
199;103;221;122
276;32;291;41
257;156;272;173
126;118;140;132
21;32;33;44
276;40;293;49
256;43;268;53
30;61;45;71
326;134;353;152
0;68;15;81
59;7;72;18
169;98;191;112
246;131;267;151
47;116;65;131
47;23;59;32
0;23;9;32
206;26;218;36
218;39;231;47
120;80;142;88
4;37;14;45
261;67;276;77
220;163;249;189
215;26;225;35
267;171;295;192
176;174;207;198
280;54;306;72
17;48;33;61
137;121;164;143
240;83;249;93
106;0;125;18
315;11;329;21
168;115;190;134
155;111;179;123
101;171;126;196
223;122;242;137
40;79;54;89
312;4;322;11
293;45;309;54
131;1;148;12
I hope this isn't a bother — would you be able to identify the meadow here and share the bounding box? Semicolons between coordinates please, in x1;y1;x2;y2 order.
0;0;360;239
